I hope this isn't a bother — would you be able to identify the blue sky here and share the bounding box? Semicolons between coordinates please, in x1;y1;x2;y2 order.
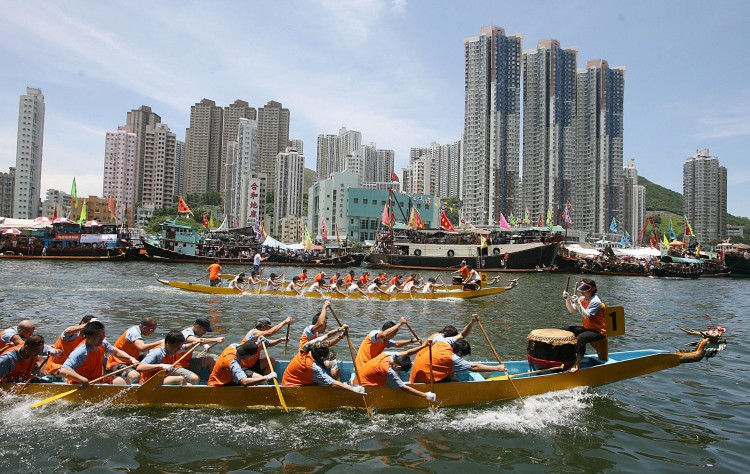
1;0;749;217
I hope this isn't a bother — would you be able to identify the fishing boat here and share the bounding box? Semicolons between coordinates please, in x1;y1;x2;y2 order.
155;275;516;300
7;327;726;411
365;226;562;272
141;220;363;267
722;243;750;278
650;255;704;279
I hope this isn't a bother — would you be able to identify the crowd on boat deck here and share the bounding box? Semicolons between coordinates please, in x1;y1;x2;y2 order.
0;301;521;402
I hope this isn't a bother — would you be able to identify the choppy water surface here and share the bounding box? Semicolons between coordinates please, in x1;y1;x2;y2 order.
0;261;747;472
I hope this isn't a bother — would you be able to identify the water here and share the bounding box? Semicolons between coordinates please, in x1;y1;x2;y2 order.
0;262;747;472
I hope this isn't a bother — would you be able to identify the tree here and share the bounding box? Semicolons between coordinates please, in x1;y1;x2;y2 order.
441;196;462;225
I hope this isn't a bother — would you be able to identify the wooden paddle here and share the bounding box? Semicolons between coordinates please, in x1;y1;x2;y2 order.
16;355;50;395
476;317;524;405
284;321;291;358
137;341;201;393
327;305;373;418
194;273;210;283
403;321;422;344
486;364;564;381
260;340;289;412
427;340;436;413
30;363;135;408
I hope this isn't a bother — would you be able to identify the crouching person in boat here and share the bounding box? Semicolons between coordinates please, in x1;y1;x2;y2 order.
0;335;60;385
562;278;607;373
360;351;436;402
282;340;366;397
137;330;200;385
60;320;138;386
177;318;225;382
45;316;97;379
207;341;277;387
409;338;506;384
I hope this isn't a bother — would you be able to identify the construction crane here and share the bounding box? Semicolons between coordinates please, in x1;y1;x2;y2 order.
636;215;660;247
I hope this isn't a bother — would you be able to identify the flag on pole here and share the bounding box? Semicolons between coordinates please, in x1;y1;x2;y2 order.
481;235;488;249
439;207;456;232
52;205;58;222
381;202;392;226
304;226;313;251
523;208;530;225
391;171;399;182
536;214;543;227
498;213;511;230
254;219;263;240
177;196;193;214
107;195;115;216
546;209;553;229
562;205;573;225
663;233;669;248
78;200;87;225
684;215;694;236
321;217;329;241
202;213;208;227
668;219;677;241
413;207;425;230
696;243;702;257
335;224;343;247
209;213;214;229
71;177;78;207
509;212;517;227
609;217;618;233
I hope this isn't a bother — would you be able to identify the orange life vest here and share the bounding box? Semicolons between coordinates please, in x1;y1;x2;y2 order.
0;346;36;383
409;340;453;383
459;265;470;278
46;333;85;374
0;326;17;353
355;332;387;373
298;272;308;281
389;276;400;286
313;273;324;283
207;345;261;386
580;298;607;336
360;352;392;386
106;327;142;370
358;275;369;285
68;344;106;384
343;274;354;285
298;328;318;350
281;351;315;386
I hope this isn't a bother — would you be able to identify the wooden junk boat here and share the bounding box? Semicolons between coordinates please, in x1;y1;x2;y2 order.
7;326;726;411
154;276;516;300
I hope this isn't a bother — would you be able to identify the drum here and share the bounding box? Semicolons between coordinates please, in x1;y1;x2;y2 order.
526;328;577;370
452;276;463;285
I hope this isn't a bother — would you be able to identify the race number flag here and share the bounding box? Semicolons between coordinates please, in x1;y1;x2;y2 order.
177;196;193;214
439;208;456;232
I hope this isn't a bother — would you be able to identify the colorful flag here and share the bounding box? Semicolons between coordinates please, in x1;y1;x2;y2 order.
177;196;193;214
71;177;78;208
609;217;618;233
413;207;425;230
52;205;58;222
78;200;87;225
202;213;208;227
668;219;677;241
523;208;530;224
696;243;702;257
663;233;669;248
107;194;115;216
684;215;694;236
620;230;631;248
304;226;313;251
335;224;343;247
439;208;456;232
562;206;573;225
498;213;511;230
381;202;392;226
546;209;553;229
321;217;329;241
481;235;488;249
536;214;543;227
209;213;214;228
391;171;399;182
509;212;517;226
254;219;263;240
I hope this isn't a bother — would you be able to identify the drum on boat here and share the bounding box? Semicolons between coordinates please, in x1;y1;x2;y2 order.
452;276;463;285
526;328;577;370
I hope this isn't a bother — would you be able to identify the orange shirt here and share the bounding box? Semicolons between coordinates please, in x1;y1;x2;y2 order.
354;331;387;373
281;352;315;386
68;344;106;383
313;273;324;283
106;326;143;370
0;346;36;383
459;265;470;278
207;345;261;386
208;263;221;280
298;273;308;281
580;298;607;336
358;275;369;286
343;274;354;285
360;352;393;386
46;332;85;374
409;341;453;383
388;276;400;286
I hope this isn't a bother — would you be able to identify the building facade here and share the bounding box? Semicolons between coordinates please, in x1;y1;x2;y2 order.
463;26;522;225
623;159;646;245
0;168;14;217
41;188;71;219
126;106;161;204
258;101;290;193
522;40;578;222
103;125;137;226
273;147;305;235
575;59;626;235
184;99;223;195
13;87;45;218
221;100;256;195
683;149;727;243
138;123;176;222
174;140;185;198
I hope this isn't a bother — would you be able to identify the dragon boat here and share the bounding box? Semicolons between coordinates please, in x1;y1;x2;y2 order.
155;275;516;300
6;327;726;411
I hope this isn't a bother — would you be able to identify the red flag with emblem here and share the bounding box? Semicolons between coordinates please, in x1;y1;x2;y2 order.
439;208;456;232
202;213;208;227
177;196;193;214
391;171;399;182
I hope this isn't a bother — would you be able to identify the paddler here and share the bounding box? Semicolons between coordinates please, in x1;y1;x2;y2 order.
409;338;506;384
137;330;200;385
562;278;607;373
229;272;247;290
176;318;226;382
298;268;309;284
105;317;164;384
462;265;482;290
421;277;445;293
281;340;366;397
286;276;305;294
298;300;348;380
359;350;436;402
208;259;222;287
207;341;277;387
0;335;55;384
265;272;284;291
60;320;137;386
354;317;419;373
307;271;329;294
45;316;97;377
240;317;292;376
0;319;38;354
385;274;403;293
452;261;470;284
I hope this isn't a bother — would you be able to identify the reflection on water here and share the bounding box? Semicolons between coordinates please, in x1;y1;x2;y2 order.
0;262;748;471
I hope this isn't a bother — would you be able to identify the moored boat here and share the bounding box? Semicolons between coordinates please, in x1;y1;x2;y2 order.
8;328;726;411
722;243;750;278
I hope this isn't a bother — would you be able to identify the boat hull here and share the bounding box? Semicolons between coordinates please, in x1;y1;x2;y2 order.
725;252;750;277
8;351;682;410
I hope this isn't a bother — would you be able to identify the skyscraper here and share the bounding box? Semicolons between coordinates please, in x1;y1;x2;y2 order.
257;101;290;193
522;40;578;221
273;147;305;235
463;26;522;225
141;123;176;212
103;125;137;225
126;106;161;204
683;149;727;242
0;168;15;217
174;140;185;198
575;59;625;235
184;99;223;195
623;159;646;245
13;87;45;218
221;100;256;195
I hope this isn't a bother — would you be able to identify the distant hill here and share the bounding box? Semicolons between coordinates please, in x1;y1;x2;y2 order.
639;176;683;214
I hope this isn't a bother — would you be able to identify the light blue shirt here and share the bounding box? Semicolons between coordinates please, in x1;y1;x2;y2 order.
0;350;23;379
311;361;335;386
62;340;116;370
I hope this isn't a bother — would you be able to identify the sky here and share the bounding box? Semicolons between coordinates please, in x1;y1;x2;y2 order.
1;0;749;217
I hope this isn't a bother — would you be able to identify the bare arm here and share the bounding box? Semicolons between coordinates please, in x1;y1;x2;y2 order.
469;363;506;372
62;323;87;338
400;384;430;399
459;314;479;339
311;302;330;333
133;339;163;352
375;317;406;342
59;367;89;385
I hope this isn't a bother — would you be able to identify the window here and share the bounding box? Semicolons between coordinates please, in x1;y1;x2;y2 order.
363;199;368;204
353;198;358;203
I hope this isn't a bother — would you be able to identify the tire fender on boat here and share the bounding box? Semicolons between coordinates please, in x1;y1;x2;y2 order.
414;249;421;256
493;248;501;255
447;250;455;257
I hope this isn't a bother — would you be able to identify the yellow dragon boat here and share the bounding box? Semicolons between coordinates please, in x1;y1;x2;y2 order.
6;328;726;411
155;275;516;300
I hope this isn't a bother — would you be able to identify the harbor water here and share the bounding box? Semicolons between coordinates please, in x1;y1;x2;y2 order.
0;261;747;472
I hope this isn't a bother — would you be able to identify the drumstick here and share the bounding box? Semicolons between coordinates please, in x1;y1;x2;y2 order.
565;276;570;294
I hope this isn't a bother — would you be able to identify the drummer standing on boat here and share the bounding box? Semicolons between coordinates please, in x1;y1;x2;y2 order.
562;278;607;373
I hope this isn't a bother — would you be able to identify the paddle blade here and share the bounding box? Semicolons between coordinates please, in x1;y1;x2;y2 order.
29;388;78;408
